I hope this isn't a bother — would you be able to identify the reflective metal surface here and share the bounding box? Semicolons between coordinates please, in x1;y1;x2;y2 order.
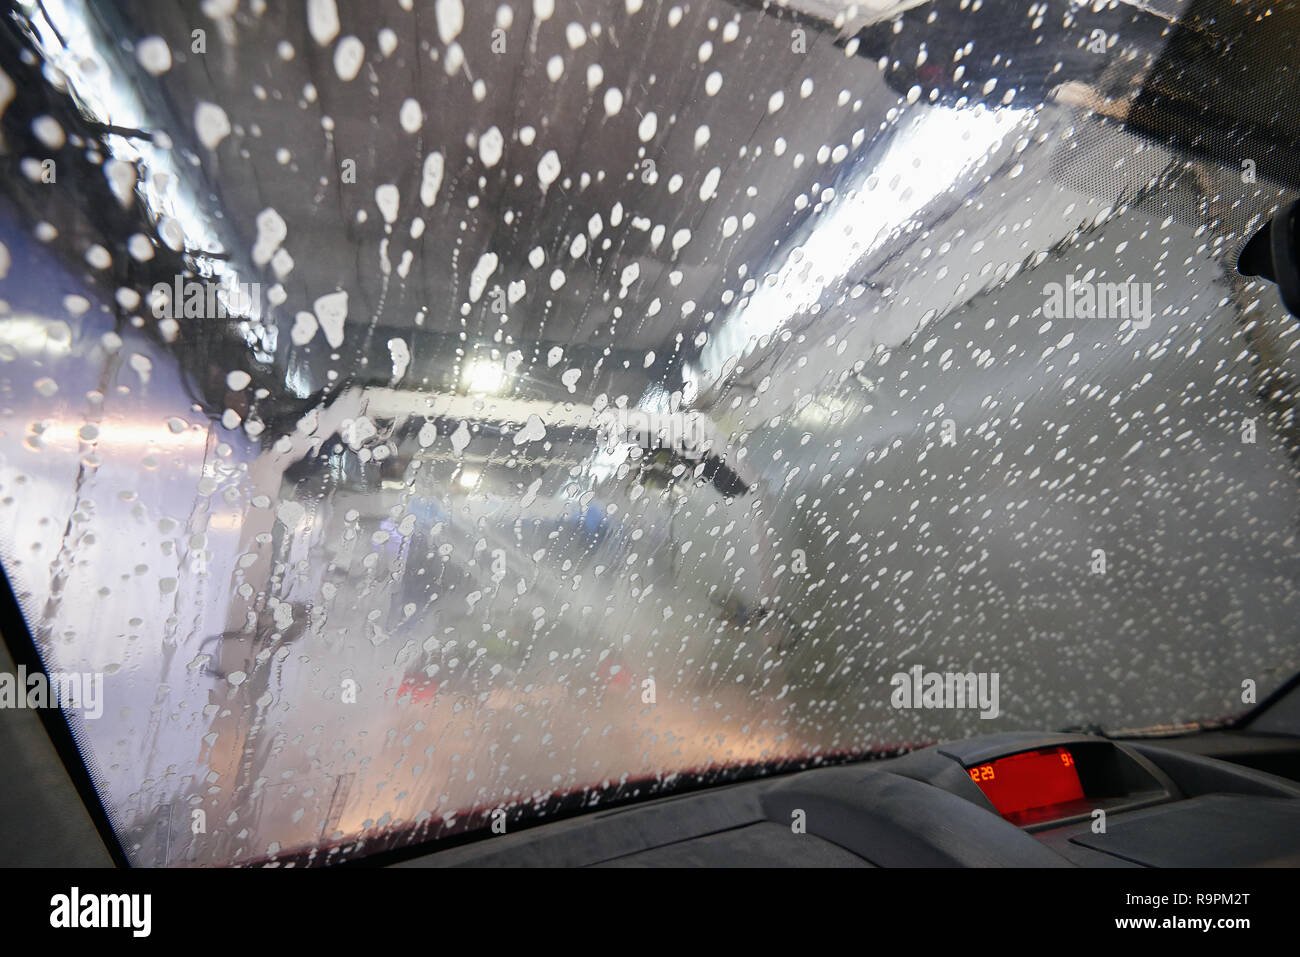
0;0;1298;865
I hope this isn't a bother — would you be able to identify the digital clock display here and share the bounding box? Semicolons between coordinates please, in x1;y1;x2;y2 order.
967;747;1086;825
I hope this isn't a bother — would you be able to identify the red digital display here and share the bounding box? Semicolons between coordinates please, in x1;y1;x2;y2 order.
967;747;1085;825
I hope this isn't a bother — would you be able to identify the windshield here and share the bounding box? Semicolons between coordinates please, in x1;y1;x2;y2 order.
1;0;1298;866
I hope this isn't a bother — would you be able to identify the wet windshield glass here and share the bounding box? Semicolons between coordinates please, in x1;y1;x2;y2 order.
1;0;1298;865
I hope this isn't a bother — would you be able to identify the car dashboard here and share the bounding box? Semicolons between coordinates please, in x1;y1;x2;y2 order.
391;730;1300;867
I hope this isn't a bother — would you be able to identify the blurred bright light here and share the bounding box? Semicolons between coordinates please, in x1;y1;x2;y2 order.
463;358;505;394
698;103;1028;390
0;316;74;355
